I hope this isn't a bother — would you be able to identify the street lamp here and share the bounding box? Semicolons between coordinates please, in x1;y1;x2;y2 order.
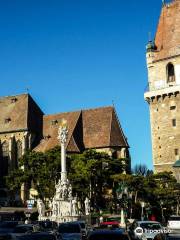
25;211;31;223
140;201;145;221
116;181;129;228
160;200;165;224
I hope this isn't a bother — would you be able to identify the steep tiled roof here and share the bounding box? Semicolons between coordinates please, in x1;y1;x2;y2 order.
82;106;128;149
0;94;28;133
34;111;82;152
35;106;129;153
0;93;44;146
154;0;180;61
0;93;44;134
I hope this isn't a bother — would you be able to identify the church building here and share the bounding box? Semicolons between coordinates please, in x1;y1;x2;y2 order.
144;0;180;173
0;93;130;194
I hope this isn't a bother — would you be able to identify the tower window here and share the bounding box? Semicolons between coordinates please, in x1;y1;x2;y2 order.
175;149;179;156
170;106;176;110
172;119;176;127
4;118;11;123
167;63;175;83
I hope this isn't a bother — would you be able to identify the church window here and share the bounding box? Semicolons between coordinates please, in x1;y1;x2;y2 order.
167;63;175;83
16;140;22;159
2;141;9;157
170;106;176;110
172;119;176;127
175;149;179;156
0;141;9;182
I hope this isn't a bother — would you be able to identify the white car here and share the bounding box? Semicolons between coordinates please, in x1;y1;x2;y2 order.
129;220;163;240
167;216;180;233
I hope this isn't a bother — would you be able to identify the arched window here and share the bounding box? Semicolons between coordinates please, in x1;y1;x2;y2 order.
167;63;175;83
1;141;9;179
2;141;9;157
16;140;22;159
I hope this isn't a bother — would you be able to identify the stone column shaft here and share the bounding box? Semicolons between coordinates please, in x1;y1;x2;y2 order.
61;142;67;181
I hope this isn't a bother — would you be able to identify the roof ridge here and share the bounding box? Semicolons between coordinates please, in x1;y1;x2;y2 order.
0;93;29;100
44;110;81;117
44;106;114;117
82;105;113;112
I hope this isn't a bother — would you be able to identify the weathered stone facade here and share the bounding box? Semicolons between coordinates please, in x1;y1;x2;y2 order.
144;0;180;173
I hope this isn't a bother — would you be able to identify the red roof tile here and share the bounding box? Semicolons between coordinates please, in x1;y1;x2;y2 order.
154;0;180;61
35;106;129;153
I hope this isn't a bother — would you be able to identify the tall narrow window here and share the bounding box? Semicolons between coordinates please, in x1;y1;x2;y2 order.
167;63;175;83
16;140;22;160
172;119;176;127
1;141;9;178
175;149;179;156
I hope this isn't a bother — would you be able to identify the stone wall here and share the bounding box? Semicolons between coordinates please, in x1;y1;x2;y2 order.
149;93;180;172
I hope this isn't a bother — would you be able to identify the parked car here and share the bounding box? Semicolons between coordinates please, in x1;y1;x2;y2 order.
74;221;88;239
38;220;58;232
58;222;82;240
11;224;40;236
0;221;19;233
99;221;120;230
153;233;180;240
16;232;57;240
166;233;180;240
88;229;130;240
128;220;163;240
167;216;180;233
0;221;19;240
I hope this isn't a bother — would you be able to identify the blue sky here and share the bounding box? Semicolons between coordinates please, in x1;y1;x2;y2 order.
0;0;164;169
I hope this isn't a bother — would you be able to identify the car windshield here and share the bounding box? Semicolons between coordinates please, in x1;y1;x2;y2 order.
13;226;33;233
140;223;161;230
169;217;180;221
39;221;54;229
79;222;85;228
58;224;80;233
17;234;56;240
0;222;18;228
100;224;119;229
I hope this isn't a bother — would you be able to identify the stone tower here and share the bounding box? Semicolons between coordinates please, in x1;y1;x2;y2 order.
144;0;180;173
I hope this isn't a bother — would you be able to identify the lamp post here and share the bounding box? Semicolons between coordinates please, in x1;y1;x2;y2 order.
160;200;165;224
25;211;31;223
116;181;129;228
140;201;145;221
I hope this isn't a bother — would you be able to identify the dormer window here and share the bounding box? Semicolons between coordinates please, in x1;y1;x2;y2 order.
11;97;17;103
4;118;11;123
51;120;58;125
44;135;51;140
167;63;175;83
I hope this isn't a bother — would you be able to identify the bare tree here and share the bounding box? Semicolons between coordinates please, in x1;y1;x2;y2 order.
133;164;150;176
